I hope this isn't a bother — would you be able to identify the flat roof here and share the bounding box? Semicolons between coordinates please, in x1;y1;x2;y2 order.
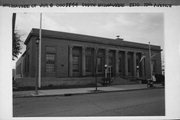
25;28;161;51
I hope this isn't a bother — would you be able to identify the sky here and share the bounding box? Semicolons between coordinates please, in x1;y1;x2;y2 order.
14;13;164;67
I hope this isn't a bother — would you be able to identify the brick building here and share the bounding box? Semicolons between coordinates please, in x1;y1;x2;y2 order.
15;28;162;87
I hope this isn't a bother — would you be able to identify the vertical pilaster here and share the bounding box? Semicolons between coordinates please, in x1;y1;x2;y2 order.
82;46;86;76
94;48;98;75
69;45;73;77
115;50;119;76
133;52;137;77
105;49;109;65
125;51;128;76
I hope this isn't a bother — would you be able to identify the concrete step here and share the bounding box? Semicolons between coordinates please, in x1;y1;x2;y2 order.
112;77;139;85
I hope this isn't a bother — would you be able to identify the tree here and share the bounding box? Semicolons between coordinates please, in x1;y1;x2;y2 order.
12;31;22;60
12;13;22;60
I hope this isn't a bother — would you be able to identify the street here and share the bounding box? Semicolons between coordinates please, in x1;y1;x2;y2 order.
13;88;165;117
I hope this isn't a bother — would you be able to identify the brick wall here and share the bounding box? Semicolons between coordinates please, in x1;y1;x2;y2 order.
15;77;102;88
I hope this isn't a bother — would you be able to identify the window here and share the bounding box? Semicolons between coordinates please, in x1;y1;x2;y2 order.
118;52;124;73
24;54;29;73
46;54;55;72
72;47;81;74
97;49;105;73
128;58;131;72
136;54;141;66
119;57;122;72
26;55;29;72
45;46;56;73
86;56;93;72
152;60;156;74
108;51;115;77
97;57;103;72
127;54;133;73
16;63;21;75
109;56;113;66
85;48;94;73
73;56;80;72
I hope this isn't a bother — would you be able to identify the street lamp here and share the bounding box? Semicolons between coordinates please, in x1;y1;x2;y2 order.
104;64;108;78
136;65;139;78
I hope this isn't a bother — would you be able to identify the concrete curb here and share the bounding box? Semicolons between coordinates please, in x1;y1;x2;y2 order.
13;86;164;98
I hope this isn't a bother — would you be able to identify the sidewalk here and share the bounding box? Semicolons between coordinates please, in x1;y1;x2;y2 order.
13;84;164;98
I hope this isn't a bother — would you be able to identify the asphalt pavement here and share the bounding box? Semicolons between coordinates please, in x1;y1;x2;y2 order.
13;88;165;116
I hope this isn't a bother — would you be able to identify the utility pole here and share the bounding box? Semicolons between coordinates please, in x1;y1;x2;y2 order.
38;13;42;88
35;13;42;94
148;42;152;80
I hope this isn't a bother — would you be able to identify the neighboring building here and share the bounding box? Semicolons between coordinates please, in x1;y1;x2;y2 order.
16;51;26;78
12;69;15;80
15;28;162;87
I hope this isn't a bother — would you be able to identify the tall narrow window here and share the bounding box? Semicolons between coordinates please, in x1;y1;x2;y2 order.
108;51;115;77
128;57;131;72
85;48;94;73
152;60;156;74
118;52;124;74
72;47;81;75
46;47;56;73
97;49;105;73
24;54;29;73
73;56;80;72
97;57;103;72
46;53;55;72
119;57;122;72
86;56;92;72
127;53;133;75
26;54;29;72
16;63;21;75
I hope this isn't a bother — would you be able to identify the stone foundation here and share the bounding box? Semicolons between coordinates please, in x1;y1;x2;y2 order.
15;77;103;88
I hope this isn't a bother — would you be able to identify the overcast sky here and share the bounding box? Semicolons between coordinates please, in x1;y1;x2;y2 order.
14;13;164;65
